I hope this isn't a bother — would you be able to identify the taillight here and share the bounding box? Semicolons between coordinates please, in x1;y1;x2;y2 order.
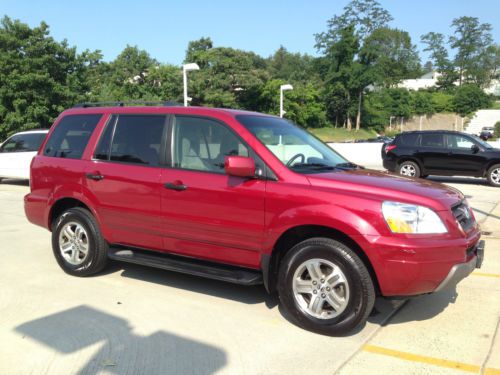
385;144;396;153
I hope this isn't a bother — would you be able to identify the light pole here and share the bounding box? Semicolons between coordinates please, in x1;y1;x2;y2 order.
280;84;293;118
183;63;200;107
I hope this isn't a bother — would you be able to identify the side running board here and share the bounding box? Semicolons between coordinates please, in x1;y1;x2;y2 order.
108;247;263;286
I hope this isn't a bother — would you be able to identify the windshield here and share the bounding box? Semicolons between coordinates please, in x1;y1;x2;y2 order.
236;115;349;173
472;135;493;149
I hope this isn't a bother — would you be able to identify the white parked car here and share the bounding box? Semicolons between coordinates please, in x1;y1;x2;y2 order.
0;129;48;181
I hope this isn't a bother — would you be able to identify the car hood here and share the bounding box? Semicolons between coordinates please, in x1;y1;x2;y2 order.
306;168;464;210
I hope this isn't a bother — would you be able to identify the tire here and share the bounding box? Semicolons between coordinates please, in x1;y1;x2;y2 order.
398;160;420;178
277;237;375;335
52;207;108;276
487;164;500;187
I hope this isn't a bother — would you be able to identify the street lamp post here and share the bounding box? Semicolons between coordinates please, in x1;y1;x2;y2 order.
183;63;200;107
280;84;293;118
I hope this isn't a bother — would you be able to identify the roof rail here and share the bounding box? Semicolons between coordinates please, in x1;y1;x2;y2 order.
72;101;180;108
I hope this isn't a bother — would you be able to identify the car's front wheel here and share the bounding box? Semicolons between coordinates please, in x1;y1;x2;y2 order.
487;164;500;187
398;161;420;178
52;207;108;276
278;237;375;335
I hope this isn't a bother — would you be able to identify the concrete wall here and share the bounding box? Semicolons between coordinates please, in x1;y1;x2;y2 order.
328;142;384;169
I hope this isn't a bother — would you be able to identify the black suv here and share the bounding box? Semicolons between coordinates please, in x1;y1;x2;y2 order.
382;130;500;186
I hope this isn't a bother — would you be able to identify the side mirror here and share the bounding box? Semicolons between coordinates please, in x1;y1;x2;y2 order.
224;156;255;178
471;144;480;153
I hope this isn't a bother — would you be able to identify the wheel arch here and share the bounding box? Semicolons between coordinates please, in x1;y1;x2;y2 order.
483;161;500;177
263;225;380;295
48;197;91;231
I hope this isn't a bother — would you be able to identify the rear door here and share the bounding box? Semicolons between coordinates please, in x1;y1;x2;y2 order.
160;115;266;268
0;132;46;179
85;114;167;250
417;133;447;173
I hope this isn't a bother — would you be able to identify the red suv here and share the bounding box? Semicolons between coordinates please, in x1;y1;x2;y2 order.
25;103;484;335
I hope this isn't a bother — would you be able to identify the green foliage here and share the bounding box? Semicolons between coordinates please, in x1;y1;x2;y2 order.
411;91;434;115
431;92;454;112
452;84;492;116
361;28;421;87
0;16;94;138
450;17;493;86
1;7;497;142
495;121;500;136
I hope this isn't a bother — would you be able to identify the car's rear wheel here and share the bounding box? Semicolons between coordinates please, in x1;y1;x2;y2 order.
398;161;420;178
52;207;108;276
487;164;500;187
278;237;375;335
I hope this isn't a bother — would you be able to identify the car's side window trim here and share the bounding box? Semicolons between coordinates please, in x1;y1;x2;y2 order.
167;114;276;180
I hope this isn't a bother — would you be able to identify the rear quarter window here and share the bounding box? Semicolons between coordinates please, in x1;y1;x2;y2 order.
398;133;420;146
43;114;101;159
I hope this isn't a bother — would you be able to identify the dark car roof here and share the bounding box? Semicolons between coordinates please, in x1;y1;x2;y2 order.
395;130;471;137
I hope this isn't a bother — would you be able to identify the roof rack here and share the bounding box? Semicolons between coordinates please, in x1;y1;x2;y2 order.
72;101;180;108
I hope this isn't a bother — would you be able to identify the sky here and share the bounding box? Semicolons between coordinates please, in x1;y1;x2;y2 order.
1;0;499;65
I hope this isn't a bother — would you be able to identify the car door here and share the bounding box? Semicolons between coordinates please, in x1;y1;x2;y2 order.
0;133;46;179
85;114;167;250
160;115;266;268
444;134;487;176
417;133;447;174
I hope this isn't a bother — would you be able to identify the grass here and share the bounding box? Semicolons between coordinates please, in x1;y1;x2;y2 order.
309;127;378;143
489;101;500;110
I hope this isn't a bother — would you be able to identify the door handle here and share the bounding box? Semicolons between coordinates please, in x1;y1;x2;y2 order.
164;182;187;191
86;173;104;181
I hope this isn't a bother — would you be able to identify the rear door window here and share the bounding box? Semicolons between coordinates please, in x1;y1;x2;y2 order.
420;133;444;148
44;115;101;159
95;115;166;166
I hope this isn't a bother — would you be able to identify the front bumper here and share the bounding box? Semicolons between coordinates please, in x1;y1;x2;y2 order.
434;240;484;292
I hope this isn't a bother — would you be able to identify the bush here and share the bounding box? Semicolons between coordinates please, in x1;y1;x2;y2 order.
452;84;493;117
495;121;500;136
431;92;454;112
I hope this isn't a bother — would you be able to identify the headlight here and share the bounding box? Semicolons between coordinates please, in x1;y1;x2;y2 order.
382;201;447;234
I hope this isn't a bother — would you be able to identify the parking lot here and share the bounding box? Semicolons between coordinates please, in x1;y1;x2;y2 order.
0;177;499;375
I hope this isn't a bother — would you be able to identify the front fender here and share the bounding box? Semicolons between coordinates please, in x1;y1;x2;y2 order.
263;203;381;253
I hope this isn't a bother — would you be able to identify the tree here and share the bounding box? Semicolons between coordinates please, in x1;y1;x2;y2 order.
421;32;458;89
361;27;421;87
315;0;393;51
267;46;317;83
185;44;268;109
450;16;493;86
0;16;95;138
315;0;404;130
452;84;492;116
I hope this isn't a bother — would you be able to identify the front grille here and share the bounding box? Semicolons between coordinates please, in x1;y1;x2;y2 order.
452;202;475;232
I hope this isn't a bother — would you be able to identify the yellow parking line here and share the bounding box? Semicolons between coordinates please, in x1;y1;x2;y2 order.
363;344;482;373
472;272;500;278
485;368;500;375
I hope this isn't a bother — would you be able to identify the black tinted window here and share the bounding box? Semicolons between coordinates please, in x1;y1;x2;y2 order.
399;133;420;146
1;133;46;153
173;116;249;173
93;116;117;160
421;133;444;148
44;115;101;158
109;115;166;166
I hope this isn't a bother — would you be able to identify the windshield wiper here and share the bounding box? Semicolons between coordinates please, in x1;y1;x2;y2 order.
291;163;336;170
335;162;361;169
